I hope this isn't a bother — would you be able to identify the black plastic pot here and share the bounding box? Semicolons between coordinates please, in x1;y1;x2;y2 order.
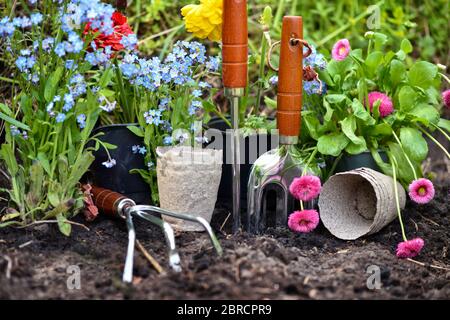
206;117;277;208
334;150;388;174
88;124;151;204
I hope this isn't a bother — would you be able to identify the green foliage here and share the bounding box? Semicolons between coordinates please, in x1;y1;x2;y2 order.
302;32;446;185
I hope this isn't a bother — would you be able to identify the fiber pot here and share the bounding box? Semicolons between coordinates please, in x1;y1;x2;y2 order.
156;146;223;231
206;117;277;207
89;124;151;204
318;167;406;240
334;150;388;173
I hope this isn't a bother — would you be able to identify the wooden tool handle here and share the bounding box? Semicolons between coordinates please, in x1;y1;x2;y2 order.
222;0;248;88
277;16;303;138
90;185;128;217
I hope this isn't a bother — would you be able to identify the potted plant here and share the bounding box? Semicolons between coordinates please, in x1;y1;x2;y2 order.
0;0;120;234
301;32;449;185
296;32;449;258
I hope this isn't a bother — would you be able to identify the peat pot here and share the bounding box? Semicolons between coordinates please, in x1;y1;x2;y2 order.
89;124;151;204
319;167;406;240
156;146;223;231
206;117;278;208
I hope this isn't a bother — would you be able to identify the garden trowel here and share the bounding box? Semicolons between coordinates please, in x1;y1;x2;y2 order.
88;185;222;283
222;0;248;233
247;16;314;233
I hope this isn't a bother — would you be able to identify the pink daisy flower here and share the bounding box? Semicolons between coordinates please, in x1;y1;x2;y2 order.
331;39;351;61
288;210;320;233
289;175;322;201
368;91;394;117
442;89;450;109
396;238;425;259
408;178;435;204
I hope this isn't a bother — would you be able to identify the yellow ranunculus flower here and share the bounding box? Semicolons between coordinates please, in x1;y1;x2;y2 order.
181;0;223;42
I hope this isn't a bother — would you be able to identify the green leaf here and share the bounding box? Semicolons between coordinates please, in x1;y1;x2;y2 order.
399;127;428;161
325;94;347;104
370;148;392;176
345;140;367;155
302;113;320;140
327;59;353;79
400;39;413;54
323;100;334;122
98;67;114;88
48;191;60;208
317;132;349;157
388;142;421;184
67;152;95;188
408;61;438;89
438;118;450;132
44;67;64;102
367;123;392;137
398;86;417;112
27;162;45;207
264;96;277;109
390;60;406;85
409;104;440;126
372;32;388;50
0;112;30;131
372;99;381;120
0;103;13;116
365;51;383;73
56;213;71;237
351;99;375;125
101;142;117;150
0;144;18;175
37;153;52;175
127;125;144;137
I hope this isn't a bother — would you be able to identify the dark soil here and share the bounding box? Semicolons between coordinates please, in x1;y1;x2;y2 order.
0;183;449;300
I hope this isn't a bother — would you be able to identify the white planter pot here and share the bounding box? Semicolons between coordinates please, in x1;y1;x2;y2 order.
156;146;223;231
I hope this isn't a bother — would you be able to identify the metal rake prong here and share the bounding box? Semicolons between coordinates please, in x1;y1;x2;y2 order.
133;205;223;256
133;210;182;272
123;209;136;283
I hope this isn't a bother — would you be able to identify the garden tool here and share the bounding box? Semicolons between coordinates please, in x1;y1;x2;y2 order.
247;16;311;234
88;185;223;283
222;0;248;233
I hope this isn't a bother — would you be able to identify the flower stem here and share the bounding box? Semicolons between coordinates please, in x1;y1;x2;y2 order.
300;200;304;211
439;72;450;85
430;122;450;142
391;155;408;241
255;31;269;114
302;147;318;176
417;125;450;160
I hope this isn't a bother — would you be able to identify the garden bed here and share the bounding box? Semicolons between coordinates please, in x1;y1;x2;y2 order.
0;184;448;300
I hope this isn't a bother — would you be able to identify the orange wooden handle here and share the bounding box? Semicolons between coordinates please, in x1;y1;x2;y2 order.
90;186;127;217
222;0;248;88
277;16;303;137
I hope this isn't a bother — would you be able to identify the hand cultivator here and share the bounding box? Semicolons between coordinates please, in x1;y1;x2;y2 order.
88;186;222;283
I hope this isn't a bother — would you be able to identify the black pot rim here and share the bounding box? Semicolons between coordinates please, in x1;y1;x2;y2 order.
92;123;139;134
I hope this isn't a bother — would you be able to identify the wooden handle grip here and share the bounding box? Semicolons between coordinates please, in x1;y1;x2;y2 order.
222;0;248;88
90;186;128;217
277;16;303;137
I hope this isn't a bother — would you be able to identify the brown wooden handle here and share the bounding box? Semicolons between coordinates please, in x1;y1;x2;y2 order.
277;16;303;138
90;186;128;217
222;0;248;88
